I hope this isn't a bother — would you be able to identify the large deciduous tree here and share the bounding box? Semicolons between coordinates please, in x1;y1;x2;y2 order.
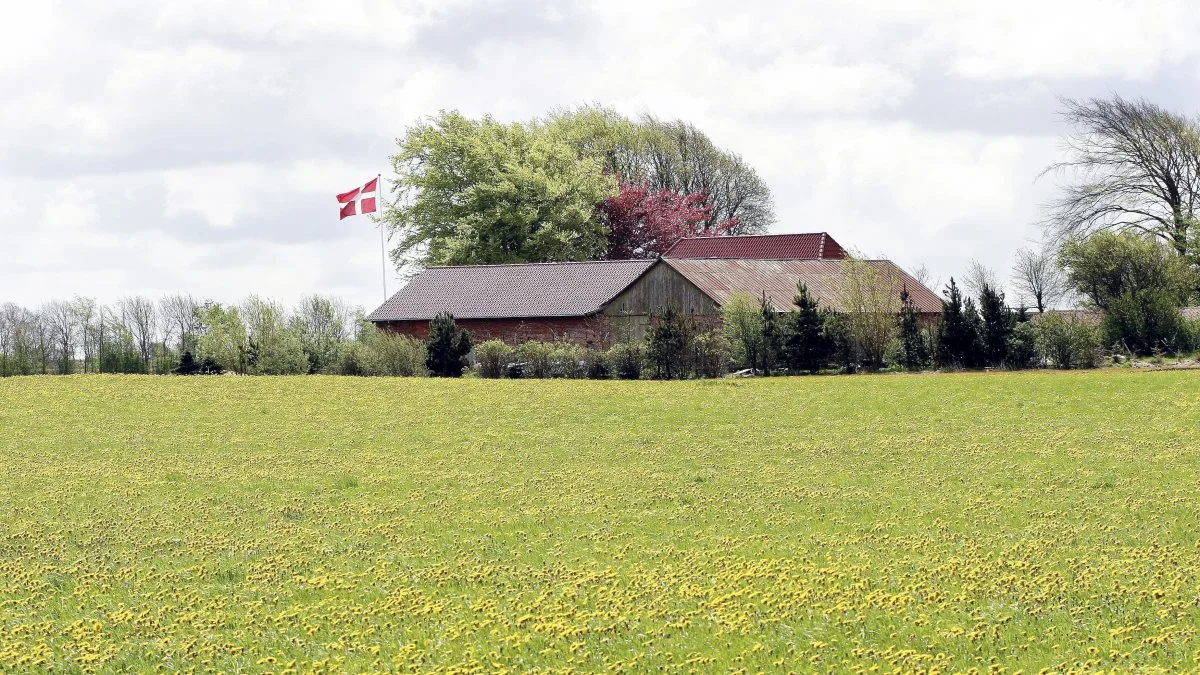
1043;96;1200;256
385;111;618;269
1011;247;1069;313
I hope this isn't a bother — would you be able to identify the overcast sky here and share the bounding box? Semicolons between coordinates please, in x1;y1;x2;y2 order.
4;0;1200;312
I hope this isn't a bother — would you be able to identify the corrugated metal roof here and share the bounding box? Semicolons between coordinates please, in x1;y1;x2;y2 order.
663;232;846;259
664;258;943;314
367;259;657;321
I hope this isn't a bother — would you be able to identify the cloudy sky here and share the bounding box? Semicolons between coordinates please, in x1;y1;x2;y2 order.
4;0;1200;312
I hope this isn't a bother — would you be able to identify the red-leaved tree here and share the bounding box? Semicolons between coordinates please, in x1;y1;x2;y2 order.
599;182;738;259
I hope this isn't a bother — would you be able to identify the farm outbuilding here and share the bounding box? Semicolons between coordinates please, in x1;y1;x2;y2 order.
368;233;942;346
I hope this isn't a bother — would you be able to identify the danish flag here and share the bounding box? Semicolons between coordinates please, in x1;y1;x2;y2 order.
337;177;379;220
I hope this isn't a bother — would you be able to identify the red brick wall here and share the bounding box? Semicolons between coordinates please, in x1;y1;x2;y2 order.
376;316;614;347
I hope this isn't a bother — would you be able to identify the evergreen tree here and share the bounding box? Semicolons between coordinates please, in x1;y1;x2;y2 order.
978;283;1014;367
897;287;930;371
759;293;781;375
937;278;983;368
645;307;692;379
783;282;831;374
425;312;472;377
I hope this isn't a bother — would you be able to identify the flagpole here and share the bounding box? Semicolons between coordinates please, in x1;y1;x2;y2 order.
378;173;387;301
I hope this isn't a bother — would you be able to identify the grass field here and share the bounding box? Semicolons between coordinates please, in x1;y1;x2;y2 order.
1;372;1199;672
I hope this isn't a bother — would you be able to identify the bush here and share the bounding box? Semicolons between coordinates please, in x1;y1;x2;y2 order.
475;340;513;378
549;342;588;378
1005;321;1039;369
516;341;554;378
646;308;692;379
1034;314;1100;369
690;330;731;378
607;341;644;380
426;312;472;377
584;349;610;379
1102;290;1190;355
335;341;369;376
362;328;427;376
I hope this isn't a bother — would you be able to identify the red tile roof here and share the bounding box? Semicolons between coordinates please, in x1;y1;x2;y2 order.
664;258;943;314
367;259;657;321
663;232;846;260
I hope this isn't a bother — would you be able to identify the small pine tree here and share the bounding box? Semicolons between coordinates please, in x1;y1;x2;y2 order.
645;307;692;379
978;283;1013;367
937;278;983;368
783;282;831;374
759;293;781;375
897;287;930;371
425;312;472;377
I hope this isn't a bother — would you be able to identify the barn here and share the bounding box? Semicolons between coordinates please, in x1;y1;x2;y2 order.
367;233;942;346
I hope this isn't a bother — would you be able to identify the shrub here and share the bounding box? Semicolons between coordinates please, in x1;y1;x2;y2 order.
690;330;731;378
607;341;644;380
1006;321;1039;369
1034;314;1100;369
896;288;930;371
584;349;610;379
426;312;472;377
335;341;369;376
516;341;554;378
475;340;513;379
722;292;763;372
549;342;588;378
783;282;832;374
646;308;692;379
1102;290;1189;355
363;329;427;376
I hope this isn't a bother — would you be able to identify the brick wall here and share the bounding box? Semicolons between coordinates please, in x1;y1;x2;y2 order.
377;316;614;347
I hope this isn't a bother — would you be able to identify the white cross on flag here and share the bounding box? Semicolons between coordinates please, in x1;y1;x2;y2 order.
337;177;379;220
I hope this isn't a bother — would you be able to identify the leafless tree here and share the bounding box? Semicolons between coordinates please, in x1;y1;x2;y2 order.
0;304;13;377
1011;247;1069;312
160;294;201;354
72;297;97;372
45;299;78;374
961;259;1001;302
121;296;159;373
29;307;53;375
636;114;775;234
836;259;904;369
1042;95;1200;255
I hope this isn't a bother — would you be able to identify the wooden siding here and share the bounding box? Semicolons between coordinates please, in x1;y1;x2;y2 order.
602;261;719;341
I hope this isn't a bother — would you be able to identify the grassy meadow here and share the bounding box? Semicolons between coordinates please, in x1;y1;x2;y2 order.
1;371;1199;672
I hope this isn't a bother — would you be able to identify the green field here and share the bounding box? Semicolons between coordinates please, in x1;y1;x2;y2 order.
1;372;1199;672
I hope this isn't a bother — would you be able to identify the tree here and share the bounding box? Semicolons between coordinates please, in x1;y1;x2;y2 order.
195;303;247;373
782;282;831;374
45;299;78;374
722;292;764;372
897;287;930;371
241;296;307;375
645;308;692;379
836;259;902;370
160;294;201;355
937;278;983;368
1043;96;1200;255
291;295;351;374
1058;231;1196;309
121;296;159;373
961;258;1001;302
1011;247;1069;312
425;312;471;377
385;111;618;269
758;293;781;375
72;297;98;373
977;283;1013;367
598;182;735;259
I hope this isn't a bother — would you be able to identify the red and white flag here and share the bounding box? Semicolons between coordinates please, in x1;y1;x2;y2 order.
337;177;379;220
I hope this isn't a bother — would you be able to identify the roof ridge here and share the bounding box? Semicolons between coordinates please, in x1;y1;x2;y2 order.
424;259;655;270
675;231;828;241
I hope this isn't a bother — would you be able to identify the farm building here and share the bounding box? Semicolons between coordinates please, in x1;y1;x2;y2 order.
367;233;941;346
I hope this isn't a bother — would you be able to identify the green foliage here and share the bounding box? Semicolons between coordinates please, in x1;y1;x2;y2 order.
607;341;645;380
781;282;831;374
1102;290;1191;355
896;288;930;372
645;308;693;380
689;330;731;378
1006;322;1040;370
425;313;472;377
978;284;1013;367
823;312;856;373
548;342;588;379
1059;231;1196;309
386;111;618;269
1034;314;1101;369
758;294;781;375
195;303;247;374
474;340;513;379
515;341;554;378
584;348;610;380
359;327;427;377
291;295;349;374
722;292;764;372
936;279;983;369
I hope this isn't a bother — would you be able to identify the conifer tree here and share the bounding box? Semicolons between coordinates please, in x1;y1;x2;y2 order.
759;293;781;375
936;278;983;368
897;287;930;371
783;282;831;374
978;283;1014;367
425;312;472;377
